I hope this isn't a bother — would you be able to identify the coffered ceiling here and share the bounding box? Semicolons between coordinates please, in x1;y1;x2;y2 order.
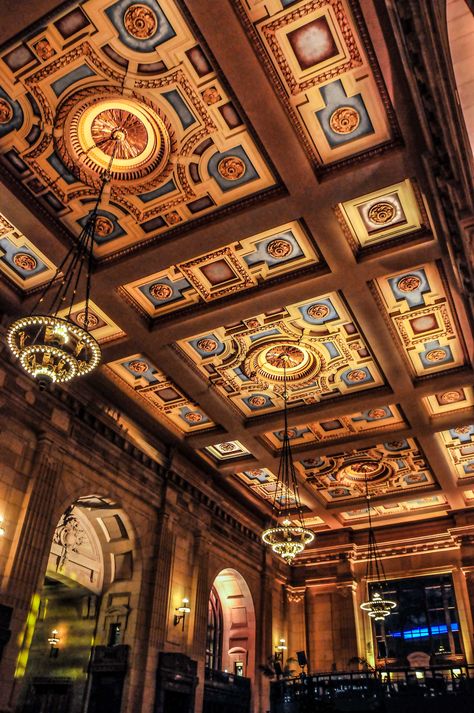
0;0;473;536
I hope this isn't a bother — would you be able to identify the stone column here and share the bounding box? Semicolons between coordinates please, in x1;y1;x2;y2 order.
0;434;61;712
285;586;306;668
332;582;358;670
258;551;276;713
190;532;210;713
125;508;176;713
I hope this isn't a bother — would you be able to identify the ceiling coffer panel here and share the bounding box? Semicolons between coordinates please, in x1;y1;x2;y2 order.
0;0;278;260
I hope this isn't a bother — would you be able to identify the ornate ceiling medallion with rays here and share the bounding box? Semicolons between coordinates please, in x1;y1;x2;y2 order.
337;453;392;487
55;89;174;190
243;340;322;388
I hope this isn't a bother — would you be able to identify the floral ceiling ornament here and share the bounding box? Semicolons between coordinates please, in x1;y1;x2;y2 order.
54;506;85;571
261;355;314;564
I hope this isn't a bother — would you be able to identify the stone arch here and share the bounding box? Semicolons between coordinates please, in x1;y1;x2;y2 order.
208;568;256;681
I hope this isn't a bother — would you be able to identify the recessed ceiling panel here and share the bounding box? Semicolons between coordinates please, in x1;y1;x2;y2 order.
120;220;320;319
234;0;398;170
175;291;385;418
0;0;278;259
339;494;448;524
106;353;215;434
371;262;467;377
423;386;474;417
58;299;125;343
0;210;57;291
295;438;435;503
438;425;474;482
262;404;406;451
335;179;430;252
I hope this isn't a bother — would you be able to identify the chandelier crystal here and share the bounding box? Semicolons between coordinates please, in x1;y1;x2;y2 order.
5;140;121;389
261;356;315;563
359;476;396;620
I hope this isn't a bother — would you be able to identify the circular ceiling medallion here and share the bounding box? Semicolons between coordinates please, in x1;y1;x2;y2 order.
124;4;158;39
439;390;462;404
218;442;238;453
367;408;387;419
217;156;246;180
150;283;173;300
95;216;114;238
329;106;360;134
185;412;203;424
243;340;322;387
197;337;218;352
367;201;395;225
308;303;330;319
55;88;174;193
425;349;446;363
346;369;367;382
454;426;471;435
338;457;391;487
75;311;99;329
247;468;265;477
397;274;421;293
248;395;266;407
13;253;37;271
0;98;13;124
267;239;293;259
129;360;148;373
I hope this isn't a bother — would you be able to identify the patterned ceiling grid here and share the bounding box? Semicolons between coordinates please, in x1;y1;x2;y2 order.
0;0;278;260
106;353;215;435
371;262;467;378
119;220;321;321
294;438;436;504
438;426;474;484
261;404;406;452
0;211;57;292
234;0;399;172
339;495;448;525
175;291;385;419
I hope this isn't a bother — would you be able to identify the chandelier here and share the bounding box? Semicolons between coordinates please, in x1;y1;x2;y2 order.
5;142;120;390
359;475;396;621
261;356;315;563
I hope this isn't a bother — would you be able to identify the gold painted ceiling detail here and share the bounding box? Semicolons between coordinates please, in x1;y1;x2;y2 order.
0;211;57;291
175;291;385;418
371;262;467;377
0;0;277;259
340;495;448;523
120;221;320;319
106;353;215;434
57;300;125;344
423;386;474;417
234;0;398;170
262;404;406;451
335;179;430;253
438;425;474;482
295;438;435;503
236;467;297;509
204;440;251;461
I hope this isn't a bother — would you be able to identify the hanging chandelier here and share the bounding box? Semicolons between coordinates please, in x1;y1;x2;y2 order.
261;356;315;563
5;141;120;390
359;476;396;621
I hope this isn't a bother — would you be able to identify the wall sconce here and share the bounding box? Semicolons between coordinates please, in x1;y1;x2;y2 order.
48;629;60;658
0;516;5;537
275;638;287;662
174;598;191;631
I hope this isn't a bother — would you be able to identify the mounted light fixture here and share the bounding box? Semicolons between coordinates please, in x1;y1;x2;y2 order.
48;629;60;657
0;516;5;537
359;476;396;621
274;638;287;662
174;597;191;630
261;355;314;563
5;140;121;390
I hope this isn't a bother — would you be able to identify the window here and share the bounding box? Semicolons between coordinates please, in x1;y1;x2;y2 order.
206;586;223;670
108;622;121;647
371;574;463;662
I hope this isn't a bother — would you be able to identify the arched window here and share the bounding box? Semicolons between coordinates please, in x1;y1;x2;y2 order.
206;586;223;671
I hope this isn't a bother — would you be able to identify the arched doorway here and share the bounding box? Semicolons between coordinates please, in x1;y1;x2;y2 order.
204;569;256;713
17;494;140;713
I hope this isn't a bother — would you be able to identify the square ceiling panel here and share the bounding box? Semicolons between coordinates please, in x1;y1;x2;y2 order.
106;353;215;434
0;0;278;260
234;0;398;171
371;262;467;378
174;291;385;418
236;467;298;509
120;220;320;320
57;300;125;344
262;404;406;452
335;179;430;253
295;438;435;503
423;386;474;418
0;210;57;291
204;440;251;461
438;425;474;482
